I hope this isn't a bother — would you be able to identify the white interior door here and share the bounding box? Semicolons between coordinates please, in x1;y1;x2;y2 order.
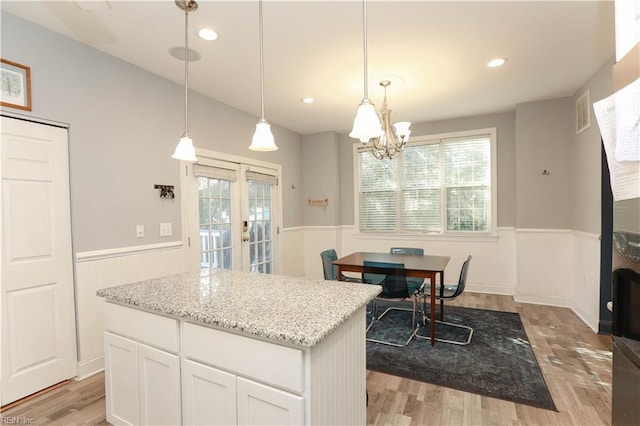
1;116;76;406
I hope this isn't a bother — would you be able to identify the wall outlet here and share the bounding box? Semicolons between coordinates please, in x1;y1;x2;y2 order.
160;222;172;237
136;225;144;238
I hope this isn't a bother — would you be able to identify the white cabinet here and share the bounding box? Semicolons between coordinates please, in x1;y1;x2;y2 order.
138;344;181;426
181;359;237;425
104;333;139;426
182;324;304;425
181;358;303;426
103;301;368;425
103;303;181;426
236;377;303;425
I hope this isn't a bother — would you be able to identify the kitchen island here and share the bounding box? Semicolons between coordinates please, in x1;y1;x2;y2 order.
97;269;380;425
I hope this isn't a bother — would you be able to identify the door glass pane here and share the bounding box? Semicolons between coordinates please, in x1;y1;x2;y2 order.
199;177;233;270
247;180;274;274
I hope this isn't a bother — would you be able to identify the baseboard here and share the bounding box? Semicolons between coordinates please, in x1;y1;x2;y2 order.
466;283;514;296
598;320;612;335
514;294;571;308
76;356;104;380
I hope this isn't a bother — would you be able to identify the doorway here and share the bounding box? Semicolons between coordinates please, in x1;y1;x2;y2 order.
183;151;281;274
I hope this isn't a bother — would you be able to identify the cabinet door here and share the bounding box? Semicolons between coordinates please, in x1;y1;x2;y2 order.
182;359;237;425
138;344;181;426
104;332;139;426
236;377;304;425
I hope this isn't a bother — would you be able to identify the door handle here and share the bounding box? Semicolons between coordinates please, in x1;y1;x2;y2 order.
242;237;250;242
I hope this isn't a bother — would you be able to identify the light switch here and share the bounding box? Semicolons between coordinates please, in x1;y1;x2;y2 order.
136;225;144;238
160;222;172;237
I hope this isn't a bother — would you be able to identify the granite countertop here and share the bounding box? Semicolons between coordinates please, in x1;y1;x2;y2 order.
97;269;381;348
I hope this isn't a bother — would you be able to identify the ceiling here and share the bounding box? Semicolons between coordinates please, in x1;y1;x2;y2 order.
2;0;615;136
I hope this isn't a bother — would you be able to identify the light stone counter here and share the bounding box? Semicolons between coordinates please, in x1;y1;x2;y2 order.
97;268;381;347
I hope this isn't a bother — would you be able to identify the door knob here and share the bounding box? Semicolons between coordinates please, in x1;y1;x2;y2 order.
242;237;250;242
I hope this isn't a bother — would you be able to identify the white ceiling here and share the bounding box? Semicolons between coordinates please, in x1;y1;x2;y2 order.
2;0;615;136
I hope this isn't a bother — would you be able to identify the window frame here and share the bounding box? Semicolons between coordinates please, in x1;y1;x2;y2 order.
353;127;498;239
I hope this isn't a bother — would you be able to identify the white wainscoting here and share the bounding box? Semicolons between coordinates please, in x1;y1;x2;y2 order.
570;231;602;332
298;226;518;294
74;242;185;378
515;229;573;307
514;229;602;332
279;226;306;277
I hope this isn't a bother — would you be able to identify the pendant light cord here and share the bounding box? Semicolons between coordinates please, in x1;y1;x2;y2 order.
363;0;368;100
259;0;265;120
184;5;189;135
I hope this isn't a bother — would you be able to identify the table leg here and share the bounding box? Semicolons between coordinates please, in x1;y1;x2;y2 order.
430;273;435;346
337;266;344;281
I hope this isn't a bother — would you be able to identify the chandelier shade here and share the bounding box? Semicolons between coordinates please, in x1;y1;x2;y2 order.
349;99;383;143
172;0;198;161
249;0;278;152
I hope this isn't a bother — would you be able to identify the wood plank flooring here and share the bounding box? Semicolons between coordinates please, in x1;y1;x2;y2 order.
1;293;612;425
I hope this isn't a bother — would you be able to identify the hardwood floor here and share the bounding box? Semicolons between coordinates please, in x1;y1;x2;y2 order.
0;293;612;425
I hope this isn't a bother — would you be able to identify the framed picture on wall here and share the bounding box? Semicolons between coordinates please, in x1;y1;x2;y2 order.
576;90;590;134
1;58;32;111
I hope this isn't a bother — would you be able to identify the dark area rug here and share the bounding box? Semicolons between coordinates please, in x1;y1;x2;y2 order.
366;302;557;411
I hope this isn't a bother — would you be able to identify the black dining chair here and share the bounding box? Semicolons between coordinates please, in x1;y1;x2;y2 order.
364;260;426;347
390;247;426;290
320;249;362;282
417;255;473;345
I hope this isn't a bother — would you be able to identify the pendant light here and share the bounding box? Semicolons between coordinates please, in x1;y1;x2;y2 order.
172;0;198;162
249;0;278;151
349;0;383;143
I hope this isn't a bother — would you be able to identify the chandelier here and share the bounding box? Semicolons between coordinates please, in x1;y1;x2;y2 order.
366;80;411;160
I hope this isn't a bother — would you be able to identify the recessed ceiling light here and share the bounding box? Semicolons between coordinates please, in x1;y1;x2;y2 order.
301;97;315;104
169;47;201;62
487;58;507;68
198;28;218;41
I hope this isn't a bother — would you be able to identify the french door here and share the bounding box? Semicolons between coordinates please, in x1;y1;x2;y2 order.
185;153;281;274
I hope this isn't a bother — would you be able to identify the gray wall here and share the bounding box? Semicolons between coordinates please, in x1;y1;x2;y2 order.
571;57;614;234
301;132;341;226
337;112;517;227
1;12;303;252
515;98;573;229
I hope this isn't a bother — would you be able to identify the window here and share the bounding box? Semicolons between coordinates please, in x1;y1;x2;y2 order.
356;128;496;235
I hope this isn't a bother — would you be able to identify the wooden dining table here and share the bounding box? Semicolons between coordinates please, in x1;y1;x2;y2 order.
333;251;451;346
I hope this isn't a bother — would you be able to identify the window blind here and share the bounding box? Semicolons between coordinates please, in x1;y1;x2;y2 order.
193;164;238;182
356;132;493;234
246;170;278;185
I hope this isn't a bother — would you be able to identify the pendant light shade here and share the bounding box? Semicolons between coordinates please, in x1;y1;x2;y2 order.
172;0;198;161
350;0;383;144
249;0;278;152
172;134;197;161
250;119;276;151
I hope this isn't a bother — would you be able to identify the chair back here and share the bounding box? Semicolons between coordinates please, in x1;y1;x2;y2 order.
363;261;409;299
320;249;338;280
390;247;424;256
452;255;472;298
